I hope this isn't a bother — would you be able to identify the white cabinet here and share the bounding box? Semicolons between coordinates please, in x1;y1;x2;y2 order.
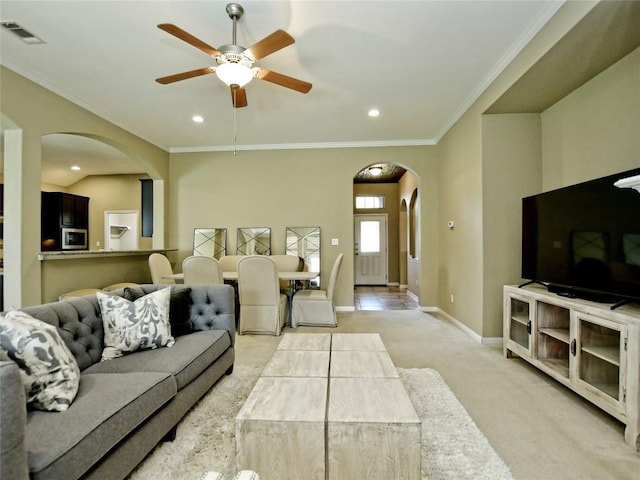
504;285;640;450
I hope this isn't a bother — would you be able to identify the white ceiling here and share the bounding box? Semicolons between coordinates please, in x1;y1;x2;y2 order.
1;0;562;184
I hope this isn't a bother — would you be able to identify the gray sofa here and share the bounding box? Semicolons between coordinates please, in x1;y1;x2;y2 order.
0;284;236;480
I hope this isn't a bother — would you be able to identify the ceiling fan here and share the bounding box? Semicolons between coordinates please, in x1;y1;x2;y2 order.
155;2;312;108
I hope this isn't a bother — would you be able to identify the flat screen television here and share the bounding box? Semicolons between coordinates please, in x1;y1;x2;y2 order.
521;167;640;307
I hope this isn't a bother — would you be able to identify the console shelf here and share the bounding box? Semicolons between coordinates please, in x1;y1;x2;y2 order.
503;285;640;451
538;328;570;343
582;345;620;366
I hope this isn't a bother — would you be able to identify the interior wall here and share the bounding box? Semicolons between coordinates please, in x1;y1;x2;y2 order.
69;174;153;251
0;67;169;307
541;46;640;189
434;0;597;339
437;112;484;333
481;113;542;337
353;183;400;284
169;147;437;309
398;171;422;298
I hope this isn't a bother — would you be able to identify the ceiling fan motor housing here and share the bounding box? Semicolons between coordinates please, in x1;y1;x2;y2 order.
226;3;244;20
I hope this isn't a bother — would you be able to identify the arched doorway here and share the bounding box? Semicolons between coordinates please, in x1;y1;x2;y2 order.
352;162;421;300
41;133;150;251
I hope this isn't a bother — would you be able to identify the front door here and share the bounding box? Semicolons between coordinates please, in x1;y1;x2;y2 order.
354;214;387;285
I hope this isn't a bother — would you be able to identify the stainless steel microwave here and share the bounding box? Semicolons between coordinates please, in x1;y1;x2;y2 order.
62;227;88;250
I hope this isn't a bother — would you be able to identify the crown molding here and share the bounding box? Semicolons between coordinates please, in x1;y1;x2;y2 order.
170;138;437;153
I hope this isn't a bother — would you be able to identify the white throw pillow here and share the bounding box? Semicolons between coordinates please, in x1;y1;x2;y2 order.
0;310;81;412
97;288;174;361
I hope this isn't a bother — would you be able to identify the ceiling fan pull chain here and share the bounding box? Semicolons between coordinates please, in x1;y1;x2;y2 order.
233;88;238;155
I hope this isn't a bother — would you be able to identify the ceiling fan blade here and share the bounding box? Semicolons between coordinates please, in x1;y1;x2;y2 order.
245;29;294;60
256;69;312;94
158;23;220;57
155;67;215;85
231;86;248;108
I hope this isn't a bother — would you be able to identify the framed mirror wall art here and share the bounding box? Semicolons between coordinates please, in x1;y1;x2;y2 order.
193;228;227;259
286;226;320;287
237;227;271;255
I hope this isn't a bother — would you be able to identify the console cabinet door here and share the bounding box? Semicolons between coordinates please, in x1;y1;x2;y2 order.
504;291;533;358
575;312;627;416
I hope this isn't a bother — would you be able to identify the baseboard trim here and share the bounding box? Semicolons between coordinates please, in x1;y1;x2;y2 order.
418;305;438;313
387;282;400;287
407;290;419;302
435;308;503;346
336;306;355;312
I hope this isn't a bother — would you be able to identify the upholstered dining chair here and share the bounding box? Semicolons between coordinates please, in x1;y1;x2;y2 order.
237;256;287;336
182;255;223;284
148;253;175;285
219;254;245;273
270;254;304;294
291;253;344;327
270;254;304;325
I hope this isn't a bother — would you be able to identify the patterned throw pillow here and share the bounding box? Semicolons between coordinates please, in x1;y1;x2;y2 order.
124;286;194;337
0;310;81;412
97;288;174;361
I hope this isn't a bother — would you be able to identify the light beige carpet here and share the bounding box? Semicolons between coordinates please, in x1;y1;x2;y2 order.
129;364;512;480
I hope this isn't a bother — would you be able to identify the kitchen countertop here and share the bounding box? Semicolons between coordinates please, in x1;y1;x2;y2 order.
38;248;177;261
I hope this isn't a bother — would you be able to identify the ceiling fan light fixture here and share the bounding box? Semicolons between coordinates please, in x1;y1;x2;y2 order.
215;62;254;87
369;165;383;176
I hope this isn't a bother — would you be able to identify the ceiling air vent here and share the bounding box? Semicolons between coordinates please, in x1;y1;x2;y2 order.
1;21;45;44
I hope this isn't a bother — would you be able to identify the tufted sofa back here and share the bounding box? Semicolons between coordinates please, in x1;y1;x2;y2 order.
17;284;235;371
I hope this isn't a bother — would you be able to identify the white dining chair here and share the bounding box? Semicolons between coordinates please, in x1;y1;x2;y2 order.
237;256;287;336
148;253;175;285
219;254;245;273
291;253;344;327
182;255;223;284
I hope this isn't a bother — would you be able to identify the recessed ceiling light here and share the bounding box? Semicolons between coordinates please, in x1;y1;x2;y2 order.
70;165;81;171
368;109;380;118
192;115;204;123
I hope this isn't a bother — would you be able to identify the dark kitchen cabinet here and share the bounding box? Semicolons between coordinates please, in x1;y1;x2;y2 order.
60;193;89;228
41;192;89;250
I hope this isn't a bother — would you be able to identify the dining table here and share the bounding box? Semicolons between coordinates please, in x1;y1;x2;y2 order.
164;271;319;284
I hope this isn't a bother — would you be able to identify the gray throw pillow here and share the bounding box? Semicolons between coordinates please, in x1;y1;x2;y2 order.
0;310;81;412
97;288;174;361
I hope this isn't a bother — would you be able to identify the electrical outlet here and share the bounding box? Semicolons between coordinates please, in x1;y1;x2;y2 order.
331;238;339;246
96;241;100;248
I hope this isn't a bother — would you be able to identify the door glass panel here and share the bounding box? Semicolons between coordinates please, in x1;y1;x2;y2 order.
579;319;620;400
360;221;380;253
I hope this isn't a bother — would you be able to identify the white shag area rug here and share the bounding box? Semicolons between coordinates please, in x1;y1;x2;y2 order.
129;365;512;480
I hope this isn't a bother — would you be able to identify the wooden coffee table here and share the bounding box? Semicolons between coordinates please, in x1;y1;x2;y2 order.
235;333;421;480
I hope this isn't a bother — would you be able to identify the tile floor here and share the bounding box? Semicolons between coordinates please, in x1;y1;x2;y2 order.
354;286;418;311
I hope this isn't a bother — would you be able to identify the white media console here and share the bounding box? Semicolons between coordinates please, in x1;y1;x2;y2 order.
503;284;640;450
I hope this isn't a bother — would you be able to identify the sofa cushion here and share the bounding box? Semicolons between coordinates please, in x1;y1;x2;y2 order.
84;329;231;390
97;289;174;361
0;310;81;412
124;286;195;337
26;371;176;480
